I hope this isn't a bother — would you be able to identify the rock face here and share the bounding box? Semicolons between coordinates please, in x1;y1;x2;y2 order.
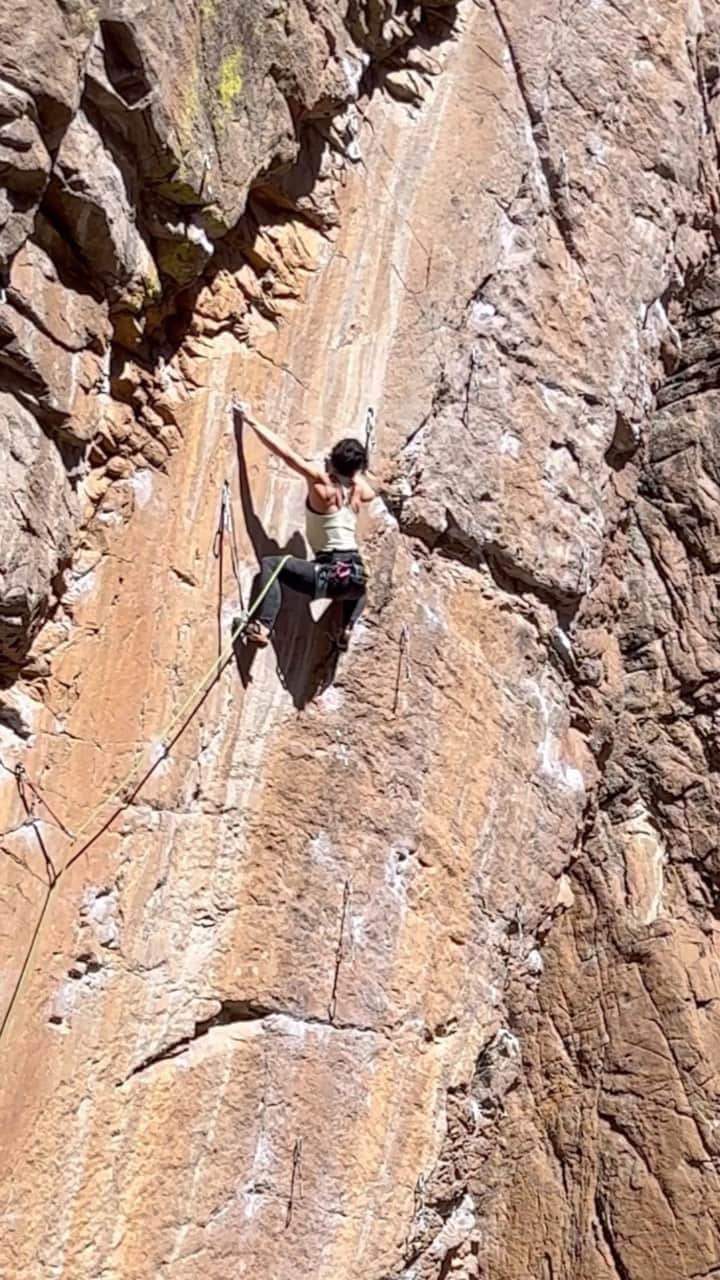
2;2;720;1278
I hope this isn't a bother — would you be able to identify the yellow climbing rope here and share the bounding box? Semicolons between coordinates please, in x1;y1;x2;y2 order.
63;552;290;865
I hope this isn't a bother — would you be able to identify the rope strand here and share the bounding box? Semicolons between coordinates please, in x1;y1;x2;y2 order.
0;551;290;1047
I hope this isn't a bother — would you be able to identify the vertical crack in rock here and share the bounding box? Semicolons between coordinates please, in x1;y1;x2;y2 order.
594;1193;632;1280
472;230;720;1275
487;0;582;266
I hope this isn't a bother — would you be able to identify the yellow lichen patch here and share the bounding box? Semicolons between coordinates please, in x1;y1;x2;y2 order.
217;49;244;112
199;0;216;18
66;0;98;34
116;264;162;317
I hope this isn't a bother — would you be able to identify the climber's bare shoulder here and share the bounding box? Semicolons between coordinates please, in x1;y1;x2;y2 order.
306;473;374;514
356;476;375;503
306;473;337;508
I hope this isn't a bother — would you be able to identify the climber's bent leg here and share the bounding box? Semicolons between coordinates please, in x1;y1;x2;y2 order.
253;555;317;632
341;590;366;633
334;591;366;651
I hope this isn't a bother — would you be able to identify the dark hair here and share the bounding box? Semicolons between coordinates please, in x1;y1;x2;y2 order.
329;437;367;479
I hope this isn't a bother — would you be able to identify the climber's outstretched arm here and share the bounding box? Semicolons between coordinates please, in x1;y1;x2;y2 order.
241;409;325;484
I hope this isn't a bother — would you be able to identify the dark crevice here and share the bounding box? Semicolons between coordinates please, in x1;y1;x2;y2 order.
120;997;383;1084
120;1000;282;1081
484;543;581;621
438;1249;459;1280
605;412;640;471
0;702;32;740
32;210;106;301
99;20;154;107
594;1195;633;1280
655;352;720;407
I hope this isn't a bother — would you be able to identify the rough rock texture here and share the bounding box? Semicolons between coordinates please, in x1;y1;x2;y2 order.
0;392;76;663
2;1;720;1278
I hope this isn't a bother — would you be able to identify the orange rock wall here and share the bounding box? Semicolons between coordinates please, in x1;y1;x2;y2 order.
2;3;720;1278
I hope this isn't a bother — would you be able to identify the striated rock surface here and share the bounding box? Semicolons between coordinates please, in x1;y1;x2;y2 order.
2;2;720;1278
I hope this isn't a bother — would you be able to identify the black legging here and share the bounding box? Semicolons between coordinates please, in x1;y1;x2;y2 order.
255;551;366;631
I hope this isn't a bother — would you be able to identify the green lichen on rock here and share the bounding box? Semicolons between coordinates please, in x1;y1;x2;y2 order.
117;265;162;314
156;172;206;206
64;0;99;35
164;62;207;204
178;62;202;152
156;237;201;285
217;49;244;113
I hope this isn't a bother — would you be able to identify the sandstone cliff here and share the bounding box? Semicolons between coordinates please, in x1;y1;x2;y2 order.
2;2;720;1278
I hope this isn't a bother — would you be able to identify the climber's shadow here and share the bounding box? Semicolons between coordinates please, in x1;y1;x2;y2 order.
232;417;341;708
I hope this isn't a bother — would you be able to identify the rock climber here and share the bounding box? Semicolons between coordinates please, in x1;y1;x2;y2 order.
237;406;374;651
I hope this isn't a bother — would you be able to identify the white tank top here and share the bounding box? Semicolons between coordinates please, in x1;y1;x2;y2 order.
305;499;358;553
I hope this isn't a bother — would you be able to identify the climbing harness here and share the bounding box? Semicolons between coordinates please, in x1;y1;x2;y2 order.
0;528;290;1045
314;557;366;600
2;399;371;1044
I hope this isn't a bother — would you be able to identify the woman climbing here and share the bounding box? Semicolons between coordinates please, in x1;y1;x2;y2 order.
238;406;374;651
